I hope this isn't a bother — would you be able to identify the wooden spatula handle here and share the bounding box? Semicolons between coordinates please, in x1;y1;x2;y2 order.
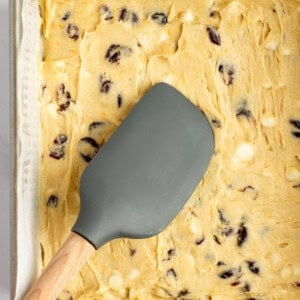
24;232;95;300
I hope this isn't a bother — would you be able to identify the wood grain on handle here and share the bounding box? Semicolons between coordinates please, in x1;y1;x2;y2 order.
24;232;95;300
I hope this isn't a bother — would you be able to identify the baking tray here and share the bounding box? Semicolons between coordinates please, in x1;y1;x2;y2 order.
11;0;41;298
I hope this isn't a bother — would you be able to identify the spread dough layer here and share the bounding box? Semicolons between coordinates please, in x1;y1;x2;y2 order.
38;0;300;299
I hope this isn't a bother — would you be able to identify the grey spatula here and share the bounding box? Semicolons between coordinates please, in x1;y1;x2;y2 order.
25;83;214;300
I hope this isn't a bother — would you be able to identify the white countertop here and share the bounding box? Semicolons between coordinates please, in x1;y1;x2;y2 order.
0;0;11;298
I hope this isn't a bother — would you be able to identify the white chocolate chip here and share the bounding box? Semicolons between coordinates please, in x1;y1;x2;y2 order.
160;32;168;41
238;28;245;38
58;73;68;83
262;82;272;89
189;219;201;234
263;171;272;177
282;48;290;56
235;143;255;162
265;40;278;51
54;61;66;70
286;167;300;181
82;69;92;78
280;267;291;279
127;269;140;280
41;86;51;101
279;289;288;295
261;114;276;128
185;254;196;266
163;75;174;85
226;1;243;14
271;253;282;265
183;11;194;22
294;267;300;276
108;274;124;290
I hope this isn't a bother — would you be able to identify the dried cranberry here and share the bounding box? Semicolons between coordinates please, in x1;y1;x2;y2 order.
151;12;168;25
62;11;71;21
129;248;136;256
236;108;252;120
47;195;59;208
211;119;221;128
89;122;106;132
213;235;221;245
239;186;255;192
49;146;65;160
292;132;300;138
289;119;300;129
207;26;221;45
78;137;100;162
119;8;139;24
236;100;252;120
218;209;229;224
66;24;79;41
58;102;70;112
49;134;67;159
105;44;132;64
221;227;234;236
237;223;248;247
88;121;108;142
246;261;260;274
177;289;189;297
101;5;113;20
117;94;123;108
162;248;176;261
100;80;113;93
167;248;175;256
195;237;205;245
218;63;235;85
166;268;177;278
219;269;234;279
119;8;127;21
54;134;68;145
132;13;139;24
293;282;300;287
227;68;235;85
239;185;258;200
56;83;72;111
99;74;113;93
241;282;251;292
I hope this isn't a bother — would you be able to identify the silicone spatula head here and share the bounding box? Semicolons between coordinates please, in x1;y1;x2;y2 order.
73;83;214;248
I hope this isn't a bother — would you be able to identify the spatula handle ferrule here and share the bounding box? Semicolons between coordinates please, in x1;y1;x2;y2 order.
24;232;95;300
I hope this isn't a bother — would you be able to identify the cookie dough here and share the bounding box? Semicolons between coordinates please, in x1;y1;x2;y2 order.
38;0;300;299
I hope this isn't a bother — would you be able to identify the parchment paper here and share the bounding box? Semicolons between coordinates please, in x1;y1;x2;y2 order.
14;0;41;298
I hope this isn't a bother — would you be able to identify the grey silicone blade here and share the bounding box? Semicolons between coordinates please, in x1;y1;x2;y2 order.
73;83;214;249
